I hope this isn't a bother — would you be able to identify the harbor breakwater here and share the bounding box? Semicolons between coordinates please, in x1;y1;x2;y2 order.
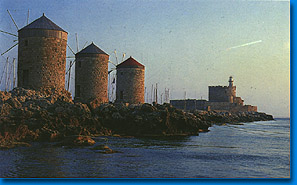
0;88;273;149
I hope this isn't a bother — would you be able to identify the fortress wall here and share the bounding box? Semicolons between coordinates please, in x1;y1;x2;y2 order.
209;86;230;102
170;99;198;110
170;99;257;112
209;86;236;103
233;97;244;105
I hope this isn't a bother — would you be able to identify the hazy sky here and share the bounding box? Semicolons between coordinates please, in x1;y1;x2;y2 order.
0;0;290;117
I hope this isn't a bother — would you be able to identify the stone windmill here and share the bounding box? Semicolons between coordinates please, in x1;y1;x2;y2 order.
115;56;145;104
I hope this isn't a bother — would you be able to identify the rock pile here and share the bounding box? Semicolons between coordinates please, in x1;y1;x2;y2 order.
95;103;211;137
0;88;111;148
0;88;273;149
192;110;274;125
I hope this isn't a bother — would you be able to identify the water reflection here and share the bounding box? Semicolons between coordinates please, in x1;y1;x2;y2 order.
1;143;66;177
0;119;290;178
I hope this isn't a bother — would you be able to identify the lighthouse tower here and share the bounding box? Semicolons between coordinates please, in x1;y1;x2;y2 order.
229;76;234;87
228;76;236;103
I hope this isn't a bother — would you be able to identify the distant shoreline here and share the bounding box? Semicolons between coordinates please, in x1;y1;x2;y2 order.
274;117;290;120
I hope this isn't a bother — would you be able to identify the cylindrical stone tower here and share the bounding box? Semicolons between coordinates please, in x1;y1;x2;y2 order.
18;14;67;90
75;42;109;103
116;56;145;104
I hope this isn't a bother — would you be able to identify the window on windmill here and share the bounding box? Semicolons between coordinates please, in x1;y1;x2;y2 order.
23;70;29;87
76;85;81;97
24;40;28;46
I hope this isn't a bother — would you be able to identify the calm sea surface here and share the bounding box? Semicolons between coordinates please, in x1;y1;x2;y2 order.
0;118;290;178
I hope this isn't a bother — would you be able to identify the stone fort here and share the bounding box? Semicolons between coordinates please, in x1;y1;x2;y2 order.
170;76;257;112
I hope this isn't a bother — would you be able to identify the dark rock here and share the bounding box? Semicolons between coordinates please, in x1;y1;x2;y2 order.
91;144;110;150
0;87;274;149
141;103;157;112
0;91;11;103
55;106;64;113
56;135;96;147
38;128;61;141
88;98;104;110
6;97;22;109
0;103;13;116
91;144;122;154
0;141;31;149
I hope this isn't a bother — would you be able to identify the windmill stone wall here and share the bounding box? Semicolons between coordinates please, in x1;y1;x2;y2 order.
75;43;109;104
17;14;67;90
116;57;145;104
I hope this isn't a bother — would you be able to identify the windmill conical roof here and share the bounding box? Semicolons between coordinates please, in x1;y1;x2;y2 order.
76;42;108;55
117;56;145;69
19;14;66;32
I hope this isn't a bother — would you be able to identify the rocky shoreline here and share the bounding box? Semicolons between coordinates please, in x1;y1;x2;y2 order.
0;88;273;149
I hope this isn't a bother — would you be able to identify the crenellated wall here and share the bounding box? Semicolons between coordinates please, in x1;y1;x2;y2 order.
209;86;236;103
170;99;257;112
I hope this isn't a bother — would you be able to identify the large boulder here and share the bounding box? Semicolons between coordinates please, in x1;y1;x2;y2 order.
56;135;96;147
6;97;22;109
0;103;13;117
37;127;61;141
141;103;157;112
88;98;107;110
0;91;11;103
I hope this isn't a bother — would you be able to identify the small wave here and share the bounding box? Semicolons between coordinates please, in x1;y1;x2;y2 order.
226;125;289;137
187;153;267;162
187;144;238;149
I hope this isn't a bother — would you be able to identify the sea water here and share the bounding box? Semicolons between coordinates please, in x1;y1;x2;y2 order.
0;118;290;178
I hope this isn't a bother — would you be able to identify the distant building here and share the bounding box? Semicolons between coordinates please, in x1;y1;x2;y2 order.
116;56;145;104
170;99;211;111
170;76;257;112
18;14;67;90
75;42;109;104
209;76;243;105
